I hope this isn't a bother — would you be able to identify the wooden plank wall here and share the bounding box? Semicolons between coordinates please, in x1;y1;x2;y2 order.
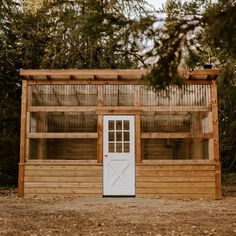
24;162;217;199
136;163;217;199
24;164;102;197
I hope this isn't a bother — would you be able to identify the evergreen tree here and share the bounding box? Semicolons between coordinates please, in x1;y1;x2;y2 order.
0;0;21;186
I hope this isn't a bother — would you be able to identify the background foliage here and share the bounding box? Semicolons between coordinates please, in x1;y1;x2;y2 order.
0;0;235;186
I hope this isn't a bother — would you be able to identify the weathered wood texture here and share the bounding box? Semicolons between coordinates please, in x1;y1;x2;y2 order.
136;163;218;199
20;69;219;81
23;162;218;199
210;81;222;199
24;164;102;196
18;80;28;197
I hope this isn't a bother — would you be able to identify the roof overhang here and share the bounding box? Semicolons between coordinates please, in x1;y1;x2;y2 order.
20;69;220;81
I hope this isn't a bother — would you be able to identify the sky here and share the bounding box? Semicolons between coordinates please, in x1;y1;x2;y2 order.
147;0;166;9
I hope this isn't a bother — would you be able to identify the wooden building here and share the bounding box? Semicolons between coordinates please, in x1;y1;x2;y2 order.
18;69;222;199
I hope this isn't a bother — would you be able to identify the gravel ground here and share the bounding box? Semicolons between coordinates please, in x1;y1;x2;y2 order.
0;190;236;236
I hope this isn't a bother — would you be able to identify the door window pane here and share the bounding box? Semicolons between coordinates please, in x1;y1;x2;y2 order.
116;132;122;141
124;132;129;141
124;121;129;130
116;143;122;152
109;143;115;152
116;120;122;130
124;143;130;153
109;121;114;130
109;132;114;141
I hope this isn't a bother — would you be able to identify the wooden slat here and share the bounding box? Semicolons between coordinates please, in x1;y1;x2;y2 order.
25;170;102;177
136;182;215;188
140;160;215;165
141;132;212;139
136;165;215;171
136;170;215;177
24;193;102;197
136;193;215;199
25;182;102;188
28;132;97;139
24;165;102;171
24;176;102;182
136;187;215;194
24;187;102;194
29;105;210;112
136;176;215;182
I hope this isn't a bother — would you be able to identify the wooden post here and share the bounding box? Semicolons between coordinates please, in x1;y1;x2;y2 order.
97;115;103;163
134;86;140;107
134;86;141;163
25;112;30;161
211;80;222;199
191;112;203;159
18;80;28;197
135;115;141;163
97;85;104;107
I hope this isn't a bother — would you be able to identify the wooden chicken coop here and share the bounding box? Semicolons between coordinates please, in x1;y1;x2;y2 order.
18;69;221;199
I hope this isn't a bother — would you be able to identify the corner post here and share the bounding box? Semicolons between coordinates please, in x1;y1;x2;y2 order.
211;80;222;199
18;80;28;197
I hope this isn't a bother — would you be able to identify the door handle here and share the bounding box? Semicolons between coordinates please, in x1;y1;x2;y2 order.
104;154;108;158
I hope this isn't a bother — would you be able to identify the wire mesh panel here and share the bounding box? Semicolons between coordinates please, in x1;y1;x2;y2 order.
142;139;209;160
30;84;210;107
140;84;211;107
141;112;191;133
141;111;212;134
31;85;98;106
29;138;97;160
30;112;97;133
27;83;212;161
103;85;134;106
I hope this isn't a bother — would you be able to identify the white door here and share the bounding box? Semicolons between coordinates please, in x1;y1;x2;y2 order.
103;115;135;196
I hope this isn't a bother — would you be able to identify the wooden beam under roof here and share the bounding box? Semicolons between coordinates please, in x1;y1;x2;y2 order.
20;69;147;80
20;69;220;81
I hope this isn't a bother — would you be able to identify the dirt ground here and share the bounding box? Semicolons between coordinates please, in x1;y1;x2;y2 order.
0;189;236;236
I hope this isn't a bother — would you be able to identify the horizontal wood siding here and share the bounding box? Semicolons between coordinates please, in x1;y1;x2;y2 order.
136;163;217;199
24;164;102;197
24;162;218;199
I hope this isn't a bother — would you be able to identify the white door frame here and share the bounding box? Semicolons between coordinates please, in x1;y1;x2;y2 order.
103;115;135;196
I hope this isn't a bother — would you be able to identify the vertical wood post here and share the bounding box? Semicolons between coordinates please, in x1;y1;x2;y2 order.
135;115;141;163
134;86;141;163
18;80;28;197
211;80;222;199
25;112;30;161
97;114;103;163
191;112;203;159
97;85;104;107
